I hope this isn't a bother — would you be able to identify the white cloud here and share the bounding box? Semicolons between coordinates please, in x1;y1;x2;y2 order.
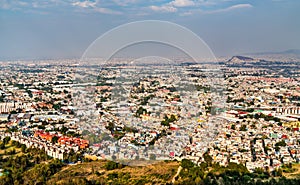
71;0;122;15
0;0;252;16
227;3;253;10
0;0;29;10
112;0;138;6
207;3;253;13
170;0;195;7
148;0;196;13
94;7;123;15
149;5;177;12
72;1;97;8
179;3;253;16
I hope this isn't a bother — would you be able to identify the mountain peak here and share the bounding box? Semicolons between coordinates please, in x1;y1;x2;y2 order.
226;56;256;64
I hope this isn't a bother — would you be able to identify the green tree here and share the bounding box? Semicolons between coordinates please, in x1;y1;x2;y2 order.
51;136;59;144
240;125;247;131
203;153;213;166
53;103;61;110
275;140;286;147
60;126;68;134
195;176;201;185
181;159;194;169
105;161;118;170
3;136;11;145
21;144;26;153
135;107;147;117
150;154;156;160
0;142;5;149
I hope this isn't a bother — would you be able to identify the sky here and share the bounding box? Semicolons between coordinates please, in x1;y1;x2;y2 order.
0;0;299;60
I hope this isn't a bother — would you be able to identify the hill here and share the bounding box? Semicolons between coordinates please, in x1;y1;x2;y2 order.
226;55;258;65
46;160;179;185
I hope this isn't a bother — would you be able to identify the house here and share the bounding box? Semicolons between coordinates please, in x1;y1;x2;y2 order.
0;114;9;122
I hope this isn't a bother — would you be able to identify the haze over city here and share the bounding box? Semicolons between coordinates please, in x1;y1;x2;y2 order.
1;0;300;60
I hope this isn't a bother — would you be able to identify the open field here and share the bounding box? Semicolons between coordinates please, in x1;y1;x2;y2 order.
0;141;23;157
47;160;179;185
283;163;300;179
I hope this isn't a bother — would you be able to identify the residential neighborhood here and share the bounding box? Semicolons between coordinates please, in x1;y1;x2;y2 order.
0;57;300;176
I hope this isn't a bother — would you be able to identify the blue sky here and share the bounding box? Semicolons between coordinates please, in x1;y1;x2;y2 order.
0;0;299;60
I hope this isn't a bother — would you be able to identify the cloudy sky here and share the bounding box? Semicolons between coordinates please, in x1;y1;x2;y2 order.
0;0;299;60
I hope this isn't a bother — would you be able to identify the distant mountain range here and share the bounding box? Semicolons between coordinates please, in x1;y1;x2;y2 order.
245;49;300;56
220;49;300;64
222;53;299;71
226;55;259;65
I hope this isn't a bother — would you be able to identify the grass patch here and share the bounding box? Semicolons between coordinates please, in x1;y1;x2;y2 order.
283;163;300;179
47;160;179;184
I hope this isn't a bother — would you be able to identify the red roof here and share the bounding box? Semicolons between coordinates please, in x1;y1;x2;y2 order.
293;128;299;131
170;152;175;157
281;135;288;139
170;127;179;131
